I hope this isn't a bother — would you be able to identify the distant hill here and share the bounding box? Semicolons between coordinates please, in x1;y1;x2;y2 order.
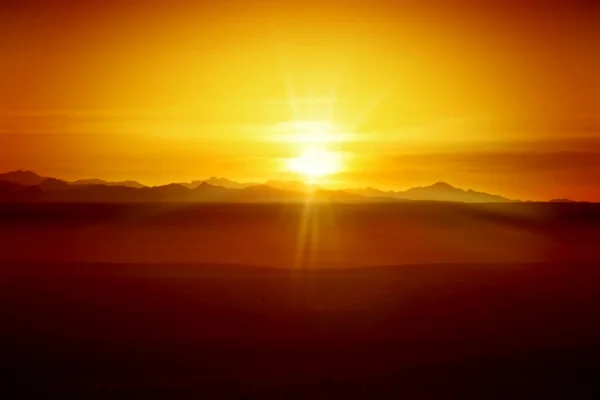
349;182;513;203
37;178;71;192
195;178;320;193
549;198;577;203
176;180;204;189
165;177;515;203
191;182;236;200
0;181;26;195
398;182;512;202
0;181;43;200
0;170;47;186
0;172;369;203
264;180;320;193
73;178;146;189
0;170;522;203
0;171;147;189
204;177;254;189
177;177;254;189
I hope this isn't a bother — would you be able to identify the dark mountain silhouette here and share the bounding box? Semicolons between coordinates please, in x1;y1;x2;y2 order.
0;181;43;200
73;178;146;188
0;181;26;195
48;184;141;202
549;198;577;203
191;182;236;201
176;180;204;189
263;179;320;193
398;182;512;202
228;184;300;202
143;183;191;201
0;170;47;186
347;186;396;198
0;170;524;203
37;178;71;192
0;171;147;189
204;177;254;189
349;182;513;203
177;177;255;189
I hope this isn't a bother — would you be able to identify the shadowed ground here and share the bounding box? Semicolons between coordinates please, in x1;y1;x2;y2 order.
1;202;600;266
1;203;600;398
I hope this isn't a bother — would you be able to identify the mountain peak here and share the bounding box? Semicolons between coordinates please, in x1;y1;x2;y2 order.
394;181;511;203
38;178;70;191
194;182;226;190
203;177;251;189
6;170;39;177
430;181;455;189
0;170;46;186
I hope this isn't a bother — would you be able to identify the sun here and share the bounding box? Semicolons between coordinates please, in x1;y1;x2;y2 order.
283;120;346;182
288;148;342;181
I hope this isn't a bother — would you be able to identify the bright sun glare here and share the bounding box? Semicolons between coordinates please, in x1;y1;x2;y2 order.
288;148;342;180
285;121;344;181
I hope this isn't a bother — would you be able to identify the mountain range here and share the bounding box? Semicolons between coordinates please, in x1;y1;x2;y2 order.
346;182;512;203
0;170;525;203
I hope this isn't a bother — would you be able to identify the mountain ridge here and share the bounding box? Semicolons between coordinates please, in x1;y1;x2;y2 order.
346;182;513;203
73;178;146;189
0;170;527;203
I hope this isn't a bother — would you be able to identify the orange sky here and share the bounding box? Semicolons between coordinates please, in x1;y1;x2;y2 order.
1;0;599;200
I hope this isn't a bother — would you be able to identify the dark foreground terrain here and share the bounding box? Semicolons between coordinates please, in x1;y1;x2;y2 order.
1;203;600;398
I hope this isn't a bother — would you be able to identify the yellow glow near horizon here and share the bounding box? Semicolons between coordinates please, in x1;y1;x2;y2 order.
280;121;350;144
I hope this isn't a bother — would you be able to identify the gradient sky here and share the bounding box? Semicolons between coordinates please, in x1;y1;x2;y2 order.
1;0;599;200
